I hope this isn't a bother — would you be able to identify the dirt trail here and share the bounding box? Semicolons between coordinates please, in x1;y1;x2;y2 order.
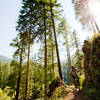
63;90;89;100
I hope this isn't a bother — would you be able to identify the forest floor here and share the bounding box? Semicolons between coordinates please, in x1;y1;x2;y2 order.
37;86;89;100
63;88;89;100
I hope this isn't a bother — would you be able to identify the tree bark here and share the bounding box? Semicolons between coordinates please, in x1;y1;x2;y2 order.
74;32;80;58
50;2;63;80
43;3;47;100
66;45;71;68
65;36;72;84
25;32;31;100
51;43;54;77
15;49;23;100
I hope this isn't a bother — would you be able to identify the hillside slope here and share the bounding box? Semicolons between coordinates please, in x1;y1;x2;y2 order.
0;55;12;63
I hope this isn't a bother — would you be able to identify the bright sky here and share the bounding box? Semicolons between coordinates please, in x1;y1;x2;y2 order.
0;0;94;59
0;0;21;58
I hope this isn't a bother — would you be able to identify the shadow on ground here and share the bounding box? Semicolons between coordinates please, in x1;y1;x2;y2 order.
64;90;89;100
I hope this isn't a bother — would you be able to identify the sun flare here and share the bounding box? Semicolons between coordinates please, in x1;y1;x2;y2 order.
88;0;100;17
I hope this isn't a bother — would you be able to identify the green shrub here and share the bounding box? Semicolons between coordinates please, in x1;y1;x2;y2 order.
0;88;12;100
47;78;60;97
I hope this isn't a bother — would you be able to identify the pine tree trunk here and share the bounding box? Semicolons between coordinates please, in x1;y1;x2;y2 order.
25;32;30;100
65;37;72;84
15;49;23;100
74;33;80;58
51;44;54;77
50;3;63;80
43;3;47;100
74;32;82;70
28;61;32;98
66;45;71;67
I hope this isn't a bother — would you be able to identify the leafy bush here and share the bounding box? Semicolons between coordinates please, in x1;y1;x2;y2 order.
47;78;60;97
0;88;12;100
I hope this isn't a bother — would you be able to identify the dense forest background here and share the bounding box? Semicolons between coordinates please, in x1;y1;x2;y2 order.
0;0;100;100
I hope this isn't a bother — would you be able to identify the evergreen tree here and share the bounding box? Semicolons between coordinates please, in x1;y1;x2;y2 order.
49;0;63;80
10;33;26;100
58;17;72;68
